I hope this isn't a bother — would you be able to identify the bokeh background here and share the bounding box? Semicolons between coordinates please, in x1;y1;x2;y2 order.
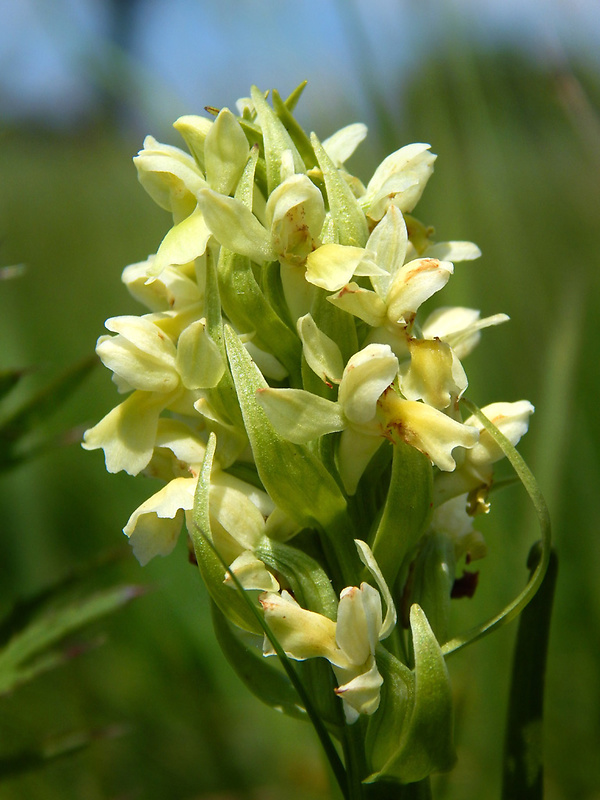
1;1;599;798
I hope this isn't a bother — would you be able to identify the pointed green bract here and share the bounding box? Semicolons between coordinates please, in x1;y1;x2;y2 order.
365;648;414;776
272;88;316;169
224;325;360;586
190;433;262;634
371;440;434;589
311;133;369;248
211;602;306;719
217;249;301;376
250;86;305;193
255;537;338;619
224;326;345;529
366;605;455;784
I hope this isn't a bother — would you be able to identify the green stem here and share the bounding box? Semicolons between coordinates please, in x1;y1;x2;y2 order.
193;433;349;799
502;545;558;799
343;723;368;800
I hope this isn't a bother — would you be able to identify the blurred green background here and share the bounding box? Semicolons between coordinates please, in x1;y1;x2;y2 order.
1;1;599;798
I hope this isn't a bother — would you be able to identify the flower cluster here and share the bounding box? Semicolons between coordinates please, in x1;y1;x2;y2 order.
83;84;533;782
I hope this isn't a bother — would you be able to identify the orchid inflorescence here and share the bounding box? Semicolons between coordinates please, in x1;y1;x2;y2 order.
83;83;534;785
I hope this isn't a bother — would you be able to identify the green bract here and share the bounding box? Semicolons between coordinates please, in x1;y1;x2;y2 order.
83;83;537;789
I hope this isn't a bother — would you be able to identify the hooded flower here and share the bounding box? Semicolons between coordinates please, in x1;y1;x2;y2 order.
260;540;396;723
434;400;535;504
82;312;224;475
257;339;479;493
122;419;274;566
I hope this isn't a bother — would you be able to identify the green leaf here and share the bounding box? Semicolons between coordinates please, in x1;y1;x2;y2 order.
0;726;124;780
0;584;141;696
211;601;306;719
371;440;433;589
0;368;26;403
224;324;360;587
189;434;263;634
0;356;96;464
217;249;301;376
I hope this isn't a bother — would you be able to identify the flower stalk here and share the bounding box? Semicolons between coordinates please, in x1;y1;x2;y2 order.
83;83;547;794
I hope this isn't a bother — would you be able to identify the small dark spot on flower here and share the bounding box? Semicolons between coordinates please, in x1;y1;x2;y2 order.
451;570;479;599
187;540;198;566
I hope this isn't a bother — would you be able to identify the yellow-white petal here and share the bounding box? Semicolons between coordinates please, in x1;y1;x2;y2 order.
380;393;479;472
400;338;468;409
204;108;249;195
305;243;366;291
266;174;325;266
176;318;225;389
338;344;398;426
386;258;453;325
322;123;368;166
260;590;340;662
297;313;344;384
99;315;179;393
336;583;382;664
196;188;275;264
355;539;397;638
327;283;387;328
424;240;481;262
464;401;534;467
256;387;345;443
333;657;383;722
224;551;280;592
366;205;409;297
82;389;177;475
152;206;212;273
364;143;436;220
422;306;509;360
122;259;203;312
124;476;195;565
